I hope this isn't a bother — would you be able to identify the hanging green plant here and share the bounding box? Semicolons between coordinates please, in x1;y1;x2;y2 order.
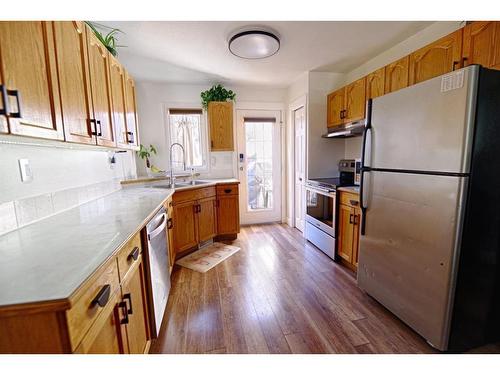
200;84;236;109
85;21;126;57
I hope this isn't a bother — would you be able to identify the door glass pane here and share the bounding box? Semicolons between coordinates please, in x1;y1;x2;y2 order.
245;121;274;210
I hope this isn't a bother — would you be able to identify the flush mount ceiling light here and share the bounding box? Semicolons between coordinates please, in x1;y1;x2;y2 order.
228;29;280;59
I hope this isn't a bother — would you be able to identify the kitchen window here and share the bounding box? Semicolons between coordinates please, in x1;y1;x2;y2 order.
167;108;208;171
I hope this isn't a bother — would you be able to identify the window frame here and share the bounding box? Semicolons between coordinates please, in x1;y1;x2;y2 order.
164;104;210;173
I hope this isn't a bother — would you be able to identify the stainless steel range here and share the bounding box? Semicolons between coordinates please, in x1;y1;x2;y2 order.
305;160;356;259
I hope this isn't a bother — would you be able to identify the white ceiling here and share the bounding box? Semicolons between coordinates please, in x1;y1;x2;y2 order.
99;21;434;87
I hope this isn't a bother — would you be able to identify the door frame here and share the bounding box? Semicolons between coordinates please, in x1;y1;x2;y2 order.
234;103;285;225
288;95;308;230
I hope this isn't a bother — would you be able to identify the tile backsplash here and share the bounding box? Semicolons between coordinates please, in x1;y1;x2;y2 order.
0;179;122;236
0;138;137;236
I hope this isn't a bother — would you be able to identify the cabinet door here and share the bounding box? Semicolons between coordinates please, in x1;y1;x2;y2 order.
172;200;198;253
121;257;150;354
337;204;355;263
462;21;500;70
327;88;345;127
109;55;128;148
124;71;140;149
209;101;233;151
409;29;463;85
366;67;385;100
87;28;115;147
74;292;126;354
217;195;240;235
197;196;217;242
344;77;366;122
166;201;175;267
53;21;95;145
384;56;409;94
0;21;64;140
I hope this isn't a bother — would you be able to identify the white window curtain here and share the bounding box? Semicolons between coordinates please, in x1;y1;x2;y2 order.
168;109;204;170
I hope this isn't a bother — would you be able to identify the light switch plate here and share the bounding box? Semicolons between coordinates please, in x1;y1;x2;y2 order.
18;159;33;183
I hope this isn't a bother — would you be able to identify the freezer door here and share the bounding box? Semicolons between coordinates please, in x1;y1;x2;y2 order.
357;171;468;350
368;65;479;174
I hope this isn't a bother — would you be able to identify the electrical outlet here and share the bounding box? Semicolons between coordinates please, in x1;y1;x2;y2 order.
18;159;33;183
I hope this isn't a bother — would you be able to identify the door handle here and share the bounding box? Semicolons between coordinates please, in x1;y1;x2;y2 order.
123;293;133;315
167;218;173;229
118;301;129;324
349;213;354;224
360;99;372;236
7;89;22;118
90;119;98;135
96;120;102;136
0;85;8;116
126;131;134;144
452;61;460;71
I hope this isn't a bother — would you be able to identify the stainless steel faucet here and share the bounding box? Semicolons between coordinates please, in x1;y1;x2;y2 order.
169;142;186;185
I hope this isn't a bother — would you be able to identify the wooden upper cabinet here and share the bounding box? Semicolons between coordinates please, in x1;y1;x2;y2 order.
208;101;233;151
327;88;345;127
462;21;500;70
366;67;385;100
344;77;366;122
409;29;463;85
124;71;140;149
385;55;409;94
53;21;95;145
108;55;128;148
86;27;115;147
0;22;64;140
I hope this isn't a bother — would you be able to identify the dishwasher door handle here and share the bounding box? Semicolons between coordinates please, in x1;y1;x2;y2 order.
148;213;167;240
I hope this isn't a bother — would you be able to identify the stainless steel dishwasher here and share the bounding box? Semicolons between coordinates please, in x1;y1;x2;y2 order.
145;206;171;338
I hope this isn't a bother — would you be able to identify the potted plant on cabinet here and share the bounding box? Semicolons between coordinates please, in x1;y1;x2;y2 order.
201;84;236;151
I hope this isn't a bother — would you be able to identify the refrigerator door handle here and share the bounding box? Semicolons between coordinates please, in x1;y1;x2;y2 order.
360;99;372;236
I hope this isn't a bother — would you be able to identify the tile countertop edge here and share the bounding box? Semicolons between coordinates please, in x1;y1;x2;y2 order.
0;188;175;313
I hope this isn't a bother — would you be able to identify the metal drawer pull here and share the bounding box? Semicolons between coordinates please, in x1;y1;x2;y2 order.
96;120;102;136
128;246;139;261
123;293;133;315
7;89;21;118
119;301;129;324
0;85;8;115
350;199;359;206
349;214;354;224
93;284;111;308
126;131;134;144
167;218;173;229
224;188;232;194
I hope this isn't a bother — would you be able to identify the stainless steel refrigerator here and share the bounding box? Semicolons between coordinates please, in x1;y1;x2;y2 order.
357;65;500;352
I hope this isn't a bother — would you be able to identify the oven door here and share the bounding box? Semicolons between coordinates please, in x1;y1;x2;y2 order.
305;187;336;237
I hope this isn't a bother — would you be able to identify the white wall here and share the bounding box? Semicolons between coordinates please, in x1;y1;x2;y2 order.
135;81;287;178
307;72;346;178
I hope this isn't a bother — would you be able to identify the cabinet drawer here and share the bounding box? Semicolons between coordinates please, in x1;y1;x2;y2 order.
173;186;216;204
216;183;239;196
339;191;360;207
116;232;142;283
66;257;120;351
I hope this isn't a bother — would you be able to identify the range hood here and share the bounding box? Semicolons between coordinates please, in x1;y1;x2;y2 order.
322;120;365;138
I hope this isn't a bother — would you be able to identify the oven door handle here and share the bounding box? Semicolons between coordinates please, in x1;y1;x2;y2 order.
305;186;336;197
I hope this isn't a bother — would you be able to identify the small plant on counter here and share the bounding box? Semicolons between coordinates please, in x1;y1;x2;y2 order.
137;144;157;169
200;84;236;109
85;21;125;57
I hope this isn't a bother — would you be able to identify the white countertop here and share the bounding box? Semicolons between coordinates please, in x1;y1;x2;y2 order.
0;178;240;309
0;186;174;308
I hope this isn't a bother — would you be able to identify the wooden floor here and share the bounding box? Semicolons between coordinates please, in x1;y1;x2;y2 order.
150;223;500;354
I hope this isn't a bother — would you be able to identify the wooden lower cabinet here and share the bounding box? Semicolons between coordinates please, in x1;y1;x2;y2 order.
172;200;199;253
171;183;240;258
197;196;217;242
337;191;361;271
0;229;152;354
120;256;150;354
74;291;126;354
